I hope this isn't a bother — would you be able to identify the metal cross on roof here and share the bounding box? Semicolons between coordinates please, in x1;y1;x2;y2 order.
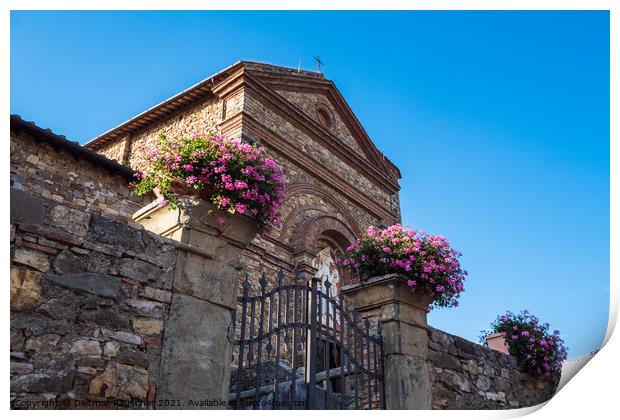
314;55;324;73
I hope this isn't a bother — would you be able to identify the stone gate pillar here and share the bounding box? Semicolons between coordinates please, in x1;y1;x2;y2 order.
134;197;258;409
342;274;432;410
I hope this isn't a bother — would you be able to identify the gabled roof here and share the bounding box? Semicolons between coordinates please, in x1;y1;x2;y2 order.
85;61;401;186
249;65;402;182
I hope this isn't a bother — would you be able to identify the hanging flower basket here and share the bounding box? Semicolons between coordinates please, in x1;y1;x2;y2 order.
131;133;286;231
480;310;568;376
339;224;467;309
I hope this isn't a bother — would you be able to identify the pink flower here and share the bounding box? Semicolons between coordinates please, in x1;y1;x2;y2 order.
235;203;247;214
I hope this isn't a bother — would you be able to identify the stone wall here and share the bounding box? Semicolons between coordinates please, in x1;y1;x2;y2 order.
10;127;149;223
10;119;179;409
428;327;559;409
10;190;178;409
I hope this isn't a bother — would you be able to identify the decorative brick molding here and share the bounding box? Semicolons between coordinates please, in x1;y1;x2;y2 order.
292;214;357;256
240;112;397;223
279;183;362;240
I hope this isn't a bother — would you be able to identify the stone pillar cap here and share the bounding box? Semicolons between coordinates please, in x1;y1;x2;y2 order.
342;273;433;312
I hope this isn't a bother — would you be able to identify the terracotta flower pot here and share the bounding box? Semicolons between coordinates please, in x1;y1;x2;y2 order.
486;332;510;354
154;183;205;199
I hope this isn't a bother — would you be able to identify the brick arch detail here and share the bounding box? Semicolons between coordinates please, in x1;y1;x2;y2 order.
279;183;361;242
292;214;357;255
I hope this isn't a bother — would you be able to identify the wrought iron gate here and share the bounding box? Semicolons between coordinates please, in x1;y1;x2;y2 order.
229;269;384;410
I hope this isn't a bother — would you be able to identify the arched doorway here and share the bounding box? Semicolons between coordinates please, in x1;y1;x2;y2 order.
292;215;357;293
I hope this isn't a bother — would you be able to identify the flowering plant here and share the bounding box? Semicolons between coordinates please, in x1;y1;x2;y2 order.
339;224;466;308
131;133;286;230
479;310;567;376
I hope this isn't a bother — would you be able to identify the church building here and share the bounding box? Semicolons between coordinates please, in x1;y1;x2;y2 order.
86;61;402;293
10;61;559;410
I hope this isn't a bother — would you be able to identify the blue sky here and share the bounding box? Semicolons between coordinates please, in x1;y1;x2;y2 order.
11;11;609;358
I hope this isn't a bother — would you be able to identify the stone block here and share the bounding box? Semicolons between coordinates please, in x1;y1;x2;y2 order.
38;297;78;320
11;362;34;376
125;299;166;318
117;363;149;399
381;319;429;358
103;330;142;346
10;329;25;351
139;286;172;303
52;249;87;274
158;293;233;408
80;298;130;329
119;258;161;283
452;373;472;393
77;366;98;376
493;376;511;392
89;214;144;251
134;198;257;308
10;189;47;225
476;375;491;392
429;350;462;372
117;350;150;368
132;319;163;336
50;205;90;238
383;354;432;409
24;334;61;352
10;367;75;393
46;272;120;298
453;335;478;357
70;339;102;356
103;341;120;358
380;301;429;327
10;267;43;310
13;248;50;272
